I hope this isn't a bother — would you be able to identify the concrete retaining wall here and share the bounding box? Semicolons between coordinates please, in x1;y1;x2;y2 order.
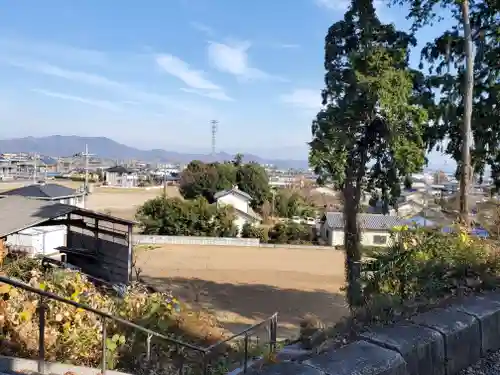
134;235;333;250
249;292;500;375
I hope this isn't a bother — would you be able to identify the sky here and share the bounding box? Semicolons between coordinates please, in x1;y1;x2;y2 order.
0;0;456;169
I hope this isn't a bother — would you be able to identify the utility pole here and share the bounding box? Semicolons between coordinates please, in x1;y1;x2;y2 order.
33;154;38;184
82;144;93;208
210;120;218;156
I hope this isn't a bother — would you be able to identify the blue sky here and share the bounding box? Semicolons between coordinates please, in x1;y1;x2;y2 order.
0;0;455;168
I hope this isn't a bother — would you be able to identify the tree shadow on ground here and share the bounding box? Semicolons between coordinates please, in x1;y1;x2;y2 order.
141;276;348;340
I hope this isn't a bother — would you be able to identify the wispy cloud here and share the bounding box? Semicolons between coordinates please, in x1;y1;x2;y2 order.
314;0;385;16
31;89;122;111
190;22;216;37
278;43;300;49
314;0;350;11
156;54;232;101
3;58;190;110
0;37;108;67
281;88;322;111
180;88;233;101
207;40;287;82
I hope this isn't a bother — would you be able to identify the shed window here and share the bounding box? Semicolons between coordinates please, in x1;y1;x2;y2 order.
373;235;387;245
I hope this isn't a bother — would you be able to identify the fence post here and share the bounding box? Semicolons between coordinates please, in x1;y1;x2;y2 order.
101;316;107;375
38;296;46;374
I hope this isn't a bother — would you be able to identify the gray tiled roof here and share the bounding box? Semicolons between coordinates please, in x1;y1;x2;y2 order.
0;196;135;238
214;187;252;201
0;183;80;199
324;212;405;230
0;196;75;237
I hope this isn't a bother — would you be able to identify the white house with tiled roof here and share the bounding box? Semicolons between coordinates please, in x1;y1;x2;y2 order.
320;212;405;247
214;186;261;236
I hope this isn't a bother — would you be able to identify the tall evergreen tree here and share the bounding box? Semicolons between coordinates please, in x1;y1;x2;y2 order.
309;0;429;308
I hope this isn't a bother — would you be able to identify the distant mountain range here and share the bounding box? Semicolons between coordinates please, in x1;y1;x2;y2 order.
0;136;310;169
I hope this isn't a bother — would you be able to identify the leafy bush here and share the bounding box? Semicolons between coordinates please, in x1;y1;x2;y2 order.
359;226;500;321
268;222;316;244
241;223;268;242
136;196;238;237
0;264;218;374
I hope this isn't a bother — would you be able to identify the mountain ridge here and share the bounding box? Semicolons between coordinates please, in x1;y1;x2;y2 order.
0;136;309;169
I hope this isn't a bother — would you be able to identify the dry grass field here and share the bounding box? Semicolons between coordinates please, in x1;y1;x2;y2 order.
85;186;181;220
136;244;348;339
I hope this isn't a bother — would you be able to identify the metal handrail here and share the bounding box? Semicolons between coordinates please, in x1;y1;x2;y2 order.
0;275;279;375
0;275;206;374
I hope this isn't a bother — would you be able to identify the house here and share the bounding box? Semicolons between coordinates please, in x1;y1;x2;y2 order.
214;186;261;235
319;212;405;247
0;183;85;208
105;166;139;188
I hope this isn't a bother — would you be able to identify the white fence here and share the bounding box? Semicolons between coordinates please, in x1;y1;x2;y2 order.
133;235;333;250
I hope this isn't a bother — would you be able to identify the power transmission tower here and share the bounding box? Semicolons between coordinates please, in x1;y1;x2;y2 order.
210;120;218;156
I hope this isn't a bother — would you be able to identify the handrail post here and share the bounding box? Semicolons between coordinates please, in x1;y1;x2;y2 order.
146;333;152;361
243;333;249;373
270;314;277;353
38;296;46;374
202;352;209;375
101;316;107;375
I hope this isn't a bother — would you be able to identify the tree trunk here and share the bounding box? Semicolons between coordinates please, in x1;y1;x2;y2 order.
459;0;474;227
343;171;363;309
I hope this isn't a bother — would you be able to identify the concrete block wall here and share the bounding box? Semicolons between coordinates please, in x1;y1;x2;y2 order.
133;235;335;250
248;292;500;375
133;235;260;247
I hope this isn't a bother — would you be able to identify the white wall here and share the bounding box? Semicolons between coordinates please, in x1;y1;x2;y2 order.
233;214;247;236
217;194;249;214
6;225;66;257
105;172;138;187
321;225;394;247
58;196;84;208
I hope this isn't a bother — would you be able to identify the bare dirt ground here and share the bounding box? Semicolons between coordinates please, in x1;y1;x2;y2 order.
136;245;348;340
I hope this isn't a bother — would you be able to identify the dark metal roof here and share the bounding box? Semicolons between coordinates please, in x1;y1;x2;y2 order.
106;166;134;174
0;196;135;238
0;183;81;199
324;212;405;230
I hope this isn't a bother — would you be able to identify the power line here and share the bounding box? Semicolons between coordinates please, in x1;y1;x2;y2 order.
210;120;218;156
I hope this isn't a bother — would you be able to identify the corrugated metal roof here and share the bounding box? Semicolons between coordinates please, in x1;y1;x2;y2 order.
0;197;75;238
324;212;405;230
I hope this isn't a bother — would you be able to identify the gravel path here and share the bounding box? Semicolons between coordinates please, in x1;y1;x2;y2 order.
459;350;500;375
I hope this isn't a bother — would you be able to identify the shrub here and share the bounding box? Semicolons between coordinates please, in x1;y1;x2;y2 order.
360;226;500;314
0;264;204;373
267;222;316;244
136;196;237;237
241;223;269;242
